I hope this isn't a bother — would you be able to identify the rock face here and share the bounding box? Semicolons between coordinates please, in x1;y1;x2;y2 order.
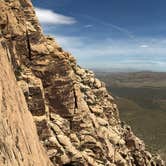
0;19;52;166
0;0;165;166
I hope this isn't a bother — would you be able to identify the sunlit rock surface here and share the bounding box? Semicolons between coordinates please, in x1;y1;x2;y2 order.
0;0;164;165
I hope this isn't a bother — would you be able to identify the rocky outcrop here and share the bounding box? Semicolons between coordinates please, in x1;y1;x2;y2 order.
0;0;165;165
0;30;52;166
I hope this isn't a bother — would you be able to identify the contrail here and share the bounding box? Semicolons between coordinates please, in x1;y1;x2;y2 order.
79;14;149;47
79;14;135;39
54;10;146;46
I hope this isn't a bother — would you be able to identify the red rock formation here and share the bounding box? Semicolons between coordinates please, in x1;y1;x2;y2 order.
0;0;164;165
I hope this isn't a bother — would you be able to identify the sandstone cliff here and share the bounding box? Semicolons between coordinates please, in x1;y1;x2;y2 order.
0;4;52;166
0;0;164;166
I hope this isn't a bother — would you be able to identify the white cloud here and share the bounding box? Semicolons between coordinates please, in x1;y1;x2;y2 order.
54;35;166;57
54;35;85;48
46;34;166;71
35;8;77;25
140;44;149;48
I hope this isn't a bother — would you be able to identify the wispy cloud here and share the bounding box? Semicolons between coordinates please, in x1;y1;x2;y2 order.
53;35;166;71
140;45;149;48
55;35;166;56
35;8;77;25
84;24;93;28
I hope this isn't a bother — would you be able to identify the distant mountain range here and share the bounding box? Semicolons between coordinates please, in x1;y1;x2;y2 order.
96;71;166;88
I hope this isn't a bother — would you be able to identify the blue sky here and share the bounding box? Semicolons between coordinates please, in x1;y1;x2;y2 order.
33;0;166;71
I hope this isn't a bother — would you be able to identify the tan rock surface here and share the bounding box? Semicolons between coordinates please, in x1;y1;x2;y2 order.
0;40;52;165
0;0;165;166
